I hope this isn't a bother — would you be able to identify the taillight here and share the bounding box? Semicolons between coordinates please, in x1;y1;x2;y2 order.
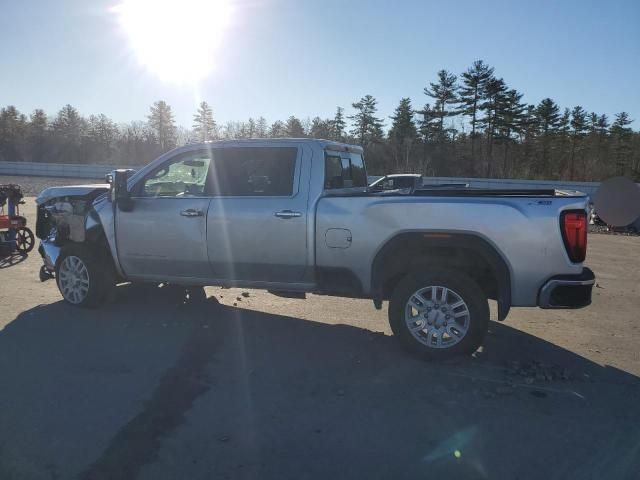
560;210;587;263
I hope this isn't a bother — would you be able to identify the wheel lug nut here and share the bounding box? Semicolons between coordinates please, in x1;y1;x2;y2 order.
445;314;450;319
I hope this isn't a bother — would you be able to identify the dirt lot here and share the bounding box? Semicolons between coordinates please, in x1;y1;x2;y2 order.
1;182;639;479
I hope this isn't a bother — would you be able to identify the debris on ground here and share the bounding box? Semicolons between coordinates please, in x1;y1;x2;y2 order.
505;360;573;383
236;297;242;301
589;225;639;236
241;292;250;298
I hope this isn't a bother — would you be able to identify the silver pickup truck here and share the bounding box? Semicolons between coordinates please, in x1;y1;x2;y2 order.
35;139;594;358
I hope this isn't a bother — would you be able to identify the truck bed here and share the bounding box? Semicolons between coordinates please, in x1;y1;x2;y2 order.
326;188;586;198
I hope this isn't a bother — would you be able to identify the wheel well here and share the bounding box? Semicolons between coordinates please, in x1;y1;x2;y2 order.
372;232;511;320
56;223;117;275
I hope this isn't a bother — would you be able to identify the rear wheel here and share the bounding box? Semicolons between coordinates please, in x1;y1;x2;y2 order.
389;270;489;359
56;244;115;307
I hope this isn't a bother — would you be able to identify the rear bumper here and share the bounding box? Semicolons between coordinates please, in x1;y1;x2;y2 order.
538;267;595;309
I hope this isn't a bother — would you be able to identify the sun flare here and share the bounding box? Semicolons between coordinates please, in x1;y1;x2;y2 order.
112;0;232;83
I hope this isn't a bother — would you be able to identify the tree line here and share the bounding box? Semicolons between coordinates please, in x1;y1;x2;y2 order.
0;60;638;180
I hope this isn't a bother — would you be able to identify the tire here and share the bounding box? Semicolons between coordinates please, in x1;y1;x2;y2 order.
56;243;115;307
15;227;35;254
389;270;489;359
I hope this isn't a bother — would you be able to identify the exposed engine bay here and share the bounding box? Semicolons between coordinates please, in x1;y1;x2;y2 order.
35;185;109;279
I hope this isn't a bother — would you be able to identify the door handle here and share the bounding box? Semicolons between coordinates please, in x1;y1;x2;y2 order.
180;209;204;217
274;210;302;219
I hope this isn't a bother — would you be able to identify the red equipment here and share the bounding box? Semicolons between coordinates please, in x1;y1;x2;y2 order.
0;184;35;255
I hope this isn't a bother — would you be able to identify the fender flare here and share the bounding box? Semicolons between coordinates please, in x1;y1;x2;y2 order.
371;231;512;320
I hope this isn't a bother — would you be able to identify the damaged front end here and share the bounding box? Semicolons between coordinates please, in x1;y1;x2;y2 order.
35;184;110;281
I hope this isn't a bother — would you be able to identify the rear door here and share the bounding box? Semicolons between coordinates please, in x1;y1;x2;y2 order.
206;144;310;283
116;150;212;279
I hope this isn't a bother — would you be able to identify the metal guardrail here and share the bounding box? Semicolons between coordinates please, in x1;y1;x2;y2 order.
0;161;130;179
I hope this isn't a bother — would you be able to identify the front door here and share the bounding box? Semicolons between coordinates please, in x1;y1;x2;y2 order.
116;150;213;280
206;144;310;283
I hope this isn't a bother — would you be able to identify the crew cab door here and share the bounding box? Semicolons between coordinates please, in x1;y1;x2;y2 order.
206;144;310;283
115;150;213;280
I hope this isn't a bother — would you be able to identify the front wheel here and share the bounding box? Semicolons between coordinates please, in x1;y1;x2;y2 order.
389;270;489;359
56;244;115;307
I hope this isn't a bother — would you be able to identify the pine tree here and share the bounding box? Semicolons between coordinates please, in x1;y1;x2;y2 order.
0;105;27;161
269;120;286;138
585;112;609;180
192;101;216;142
349;95;384;146
246;118;256;138
424;70;458;141
27;109;48;161
568;106;588;180
555;108;572;178
332;107;346;141
148;100;177;151
479;77;508;176
415;104;439;174
87;113;119;161
459;60;494;170
610;112;634;175
52;104;84;144
389;98;417;170
285;116;305;137
534;98;560;176
495;89;526;177
519;105;538;177
309;117;333;139
255;117;268;138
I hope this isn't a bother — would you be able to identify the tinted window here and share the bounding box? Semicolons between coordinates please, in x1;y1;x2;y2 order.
325;155;344;189
349;153;367;187
324;152;367;189
142;153;211;197
212;147;297;196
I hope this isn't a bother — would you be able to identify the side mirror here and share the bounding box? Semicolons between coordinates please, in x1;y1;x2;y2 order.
109;169;135;212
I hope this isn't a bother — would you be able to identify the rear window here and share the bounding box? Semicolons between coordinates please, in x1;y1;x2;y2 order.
324;152;367;189
212;147;297;196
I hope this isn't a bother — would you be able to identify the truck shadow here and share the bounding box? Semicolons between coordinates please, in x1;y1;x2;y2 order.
1;284;639;480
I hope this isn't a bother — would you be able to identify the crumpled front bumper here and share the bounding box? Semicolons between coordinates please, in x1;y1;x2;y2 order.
538;267;595;309
38;238;61;281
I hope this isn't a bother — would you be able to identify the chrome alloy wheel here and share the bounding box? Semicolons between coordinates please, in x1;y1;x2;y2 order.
404;285;471;349
58;255;90;304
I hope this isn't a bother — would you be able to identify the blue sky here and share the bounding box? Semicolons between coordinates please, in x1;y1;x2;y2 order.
1;0;639;129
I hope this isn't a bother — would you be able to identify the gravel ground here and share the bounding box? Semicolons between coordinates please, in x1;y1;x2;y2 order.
1;176;639;479
589;224;640;236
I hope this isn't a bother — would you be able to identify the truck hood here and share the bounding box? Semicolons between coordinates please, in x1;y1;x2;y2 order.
35;184;110;205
